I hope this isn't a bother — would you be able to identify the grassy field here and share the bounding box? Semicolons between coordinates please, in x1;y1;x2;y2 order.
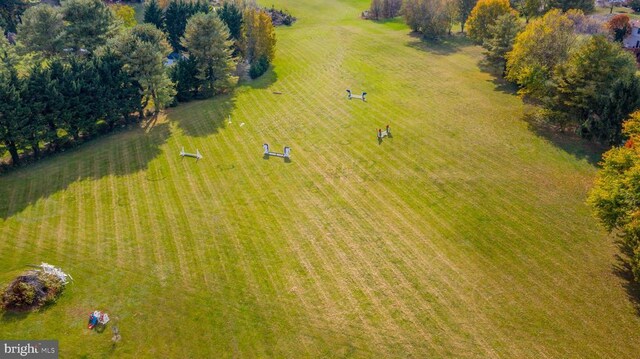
2;0;640;357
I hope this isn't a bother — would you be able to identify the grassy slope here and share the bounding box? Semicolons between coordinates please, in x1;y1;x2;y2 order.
1;0;640;357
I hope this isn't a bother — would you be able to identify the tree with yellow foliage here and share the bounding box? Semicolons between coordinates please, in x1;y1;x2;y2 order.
242;8;276;63
114;5;137;28
466;0;514;43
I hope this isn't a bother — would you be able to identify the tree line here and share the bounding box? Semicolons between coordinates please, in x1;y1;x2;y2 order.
0;0;278;167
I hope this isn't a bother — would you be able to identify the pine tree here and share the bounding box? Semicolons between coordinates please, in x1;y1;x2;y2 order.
61;0;116;52
0;67;24;165
144;0;164;30
16;4;65;57
171;57;200;101
182;12;236;95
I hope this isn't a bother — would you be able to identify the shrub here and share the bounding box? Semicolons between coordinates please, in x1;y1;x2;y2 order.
1;272;64;311
249;56;270;79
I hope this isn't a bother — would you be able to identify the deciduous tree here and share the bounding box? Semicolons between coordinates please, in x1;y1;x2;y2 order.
589;111;640;282
505;9;576;99
114;5;137;28
467;0;514;43
549;35;640;143
607;14;632;42
458;0;478;32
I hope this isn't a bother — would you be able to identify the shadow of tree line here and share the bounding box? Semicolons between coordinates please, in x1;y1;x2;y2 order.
0;66;281;220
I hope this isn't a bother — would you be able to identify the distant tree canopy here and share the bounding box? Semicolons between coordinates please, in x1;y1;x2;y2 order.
467;0;514;43
547;0;594;13
114;5;137;28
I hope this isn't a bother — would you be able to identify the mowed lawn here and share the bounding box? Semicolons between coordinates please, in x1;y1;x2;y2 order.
2;0;640;357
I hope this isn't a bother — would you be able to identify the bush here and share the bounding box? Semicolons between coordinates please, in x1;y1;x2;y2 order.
1;272;64;311
249;56;270;79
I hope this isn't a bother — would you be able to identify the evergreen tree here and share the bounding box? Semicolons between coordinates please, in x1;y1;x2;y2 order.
61;0;116;53
218;2;243;41
17;5;65;57
182;12;236;95
483;12;522;73
144;0;164;30
171;57;201;101
0;67;24;165
0;0;28;34
164;0;209;53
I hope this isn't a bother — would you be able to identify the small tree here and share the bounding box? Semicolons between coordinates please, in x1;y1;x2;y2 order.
114;5;137;28
243;8;276;63
607;14;632;43
458;0;478;32
370;0;383;20
483;12;522;73
520;0;542;23
467;0;514;43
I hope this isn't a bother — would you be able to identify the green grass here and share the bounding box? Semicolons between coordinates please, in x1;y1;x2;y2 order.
595;5;640;19
2;0;640;357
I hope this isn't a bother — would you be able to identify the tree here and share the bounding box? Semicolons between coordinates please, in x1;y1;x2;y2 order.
607;14;632;43
402;0;423;31
61;0;116;52
218;2;243;40
0;0;28;33
0;67;24;165
483;12;522;73
467;0;514;43
549;35;640;143
111;24;175;114
401;0;451;39
164;0;209;53
144;0;164;29
16;4;64;57
182;12;236;95
382;0;403;18
114;5;137;28
444;0;460;35
547;0;594;12
520;0;542;23
370;0;384;20
243;8;276;63
458;0;478;32
630;0;640;12
588;111;640;282
171;57;201;101
505;9;577;99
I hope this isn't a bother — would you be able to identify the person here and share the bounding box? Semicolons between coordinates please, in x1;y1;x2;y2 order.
385;125;390;135
378;129;382;138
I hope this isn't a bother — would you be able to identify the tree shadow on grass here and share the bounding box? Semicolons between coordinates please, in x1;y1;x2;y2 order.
405;32;473;56
242;65;278;90
477;59;518;95
167;93;237;138
522;111;606;166
612;253;640;317
0;121;171;220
